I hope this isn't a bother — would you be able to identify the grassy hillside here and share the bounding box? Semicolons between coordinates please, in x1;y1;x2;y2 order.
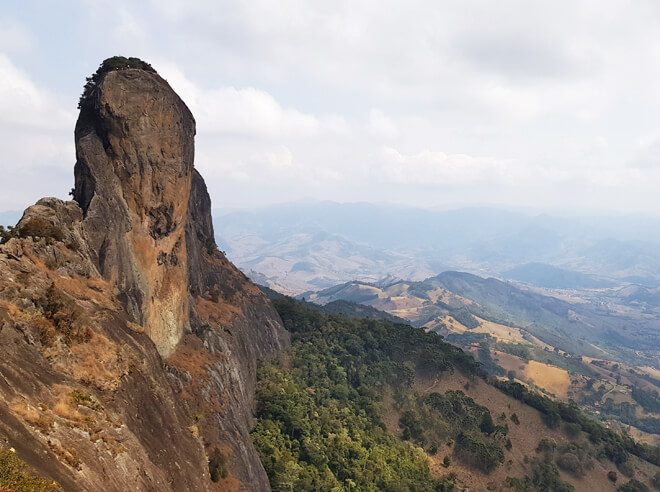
252;298;660;491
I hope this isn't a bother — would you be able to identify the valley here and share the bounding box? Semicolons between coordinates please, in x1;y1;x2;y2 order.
255;297;660;491
0;52;659;491
214;203;660;296
296;271;660;451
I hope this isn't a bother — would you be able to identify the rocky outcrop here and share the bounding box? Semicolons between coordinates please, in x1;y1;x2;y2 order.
0;60;289;491
74;68;196;357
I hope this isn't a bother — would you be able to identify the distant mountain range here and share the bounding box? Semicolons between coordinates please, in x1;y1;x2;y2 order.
212;202;660;293
504;263;616;289
0;211;20;227
304;271;660;367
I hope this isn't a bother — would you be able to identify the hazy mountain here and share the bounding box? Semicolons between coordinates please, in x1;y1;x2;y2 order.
306;271;660;366
213;202;660;293
217;226;434;294
0;210;21;227
504;262;616;289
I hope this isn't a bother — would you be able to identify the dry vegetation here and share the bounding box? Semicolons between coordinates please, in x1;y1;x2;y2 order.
416;373;623;491
525;360;572;399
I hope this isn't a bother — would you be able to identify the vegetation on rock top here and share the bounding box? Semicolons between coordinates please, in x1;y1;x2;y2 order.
78;56;156;109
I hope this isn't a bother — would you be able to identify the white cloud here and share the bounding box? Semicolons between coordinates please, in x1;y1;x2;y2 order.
0;53;74;130
0;53;74;209
378;147;503;185
157;62;320;138
5;1;660;214
368;109;398;139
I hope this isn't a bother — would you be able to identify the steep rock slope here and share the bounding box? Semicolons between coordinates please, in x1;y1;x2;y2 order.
0;59;288;491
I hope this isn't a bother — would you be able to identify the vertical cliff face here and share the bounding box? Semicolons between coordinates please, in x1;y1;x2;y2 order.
74;69;196;357
0;60;289;491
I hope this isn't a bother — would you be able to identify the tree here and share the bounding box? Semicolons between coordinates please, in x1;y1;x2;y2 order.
617;479;650;492
480;412;496;434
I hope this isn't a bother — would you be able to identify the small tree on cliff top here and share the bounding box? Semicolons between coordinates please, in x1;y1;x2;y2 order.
78;56;156;109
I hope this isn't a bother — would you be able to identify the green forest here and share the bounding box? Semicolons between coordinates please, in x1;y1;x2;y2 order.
252;298;660;491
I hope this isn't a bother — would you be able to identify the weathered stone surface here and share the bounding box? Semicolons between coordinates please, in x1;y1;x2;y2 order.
0;63;289;491
74;69;196;357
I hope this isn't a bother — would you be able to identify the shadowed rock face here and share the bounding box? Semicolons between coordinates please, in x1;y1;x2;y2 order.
74;69;196;357
0;64;289;491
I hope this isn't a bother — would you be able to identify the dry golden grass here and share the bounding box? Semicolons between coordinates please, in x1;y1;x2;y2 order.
487;351;571;399
166;335;219;384
492;351;528;375
416;373;620;492
48;441;81;470
10;401;38;420
628;425;660;446
422;314;469;333
10;401;54;434
425;287;473;306
640;366;660;380
195;296;243;325
472;317;528;343
52;399;85;421
55;332;129;391
525;360;571;399
54;276;117;310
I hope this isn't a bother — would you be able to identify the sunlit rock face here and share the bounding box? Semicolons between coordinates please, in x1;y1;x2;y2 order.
74;68;196;357
0;61;289;490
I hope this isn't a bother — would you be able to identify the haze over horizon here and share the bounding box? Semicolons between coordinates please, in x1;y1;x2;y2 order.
4;1;660;216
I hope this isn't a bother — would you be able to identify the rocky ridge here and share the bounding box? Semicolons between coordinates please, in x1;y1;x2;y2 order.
0;59;288;491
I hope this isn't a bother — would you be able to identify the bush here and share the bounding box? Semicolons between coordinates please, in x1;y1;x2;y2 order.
617;460;635;478
618;479;650;492
542;410;561;429
208;448;228;482
79;56;156;109
531;459;574;492
480;412;496;434
510;413;520;425
0;225;17;244
0;450;60;491
536;438;557;454
609;470;618;483
456;431;505;473
70;390;103;411
563;422;582;438
38;284;90;345
17;218;64;243
399;410;425;444
556;452;583;475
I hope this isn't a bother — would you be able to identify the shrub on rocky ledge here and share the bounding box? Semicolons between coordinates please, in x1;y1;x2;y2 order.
79;56;156;109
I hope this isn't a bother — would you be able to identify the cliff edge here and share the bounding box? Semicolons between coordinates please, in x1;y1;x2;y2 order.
0;57;289;491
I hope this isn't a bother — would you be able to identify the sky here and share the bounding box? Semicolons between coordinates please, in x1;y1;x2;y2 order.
3;1;660;216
